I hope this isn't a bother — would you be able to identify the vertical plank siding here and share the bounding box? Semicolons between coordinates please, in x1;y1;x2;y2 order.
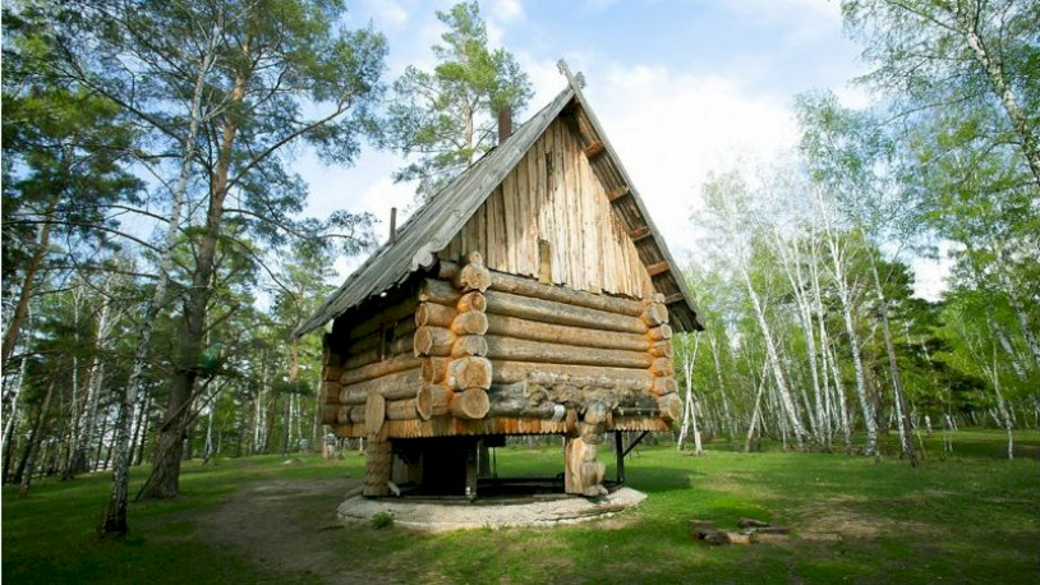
443;118;653;298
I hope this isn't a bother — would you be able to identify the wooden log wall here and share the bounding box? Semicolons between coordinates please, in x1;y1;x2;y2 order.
318;289;420;426
323;257;681;440
414;252;492;422
437;117;654;298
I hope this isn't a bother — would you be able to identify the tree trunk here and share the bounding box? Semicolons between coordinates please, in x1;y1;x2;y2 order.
869;256;917;467
70;293;114;475
2;198;57;367
961;14;1040;187
101;25;218;532
18;377;57;499
140;64;246;501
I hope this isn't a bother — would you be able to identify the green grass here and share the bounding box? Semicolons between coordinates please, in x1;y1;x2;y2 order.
3;429;1038;584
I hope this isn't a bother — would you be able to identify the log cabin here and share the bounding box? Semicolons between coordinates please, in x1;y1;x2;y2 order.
295;64;703;498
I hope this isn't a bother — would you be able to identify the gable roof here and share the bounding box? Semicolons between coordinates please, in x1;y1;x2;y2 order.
296;66;703;337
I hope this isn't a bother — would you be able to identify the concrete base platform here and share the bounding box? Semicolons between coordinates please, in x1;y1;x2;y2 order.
337;487;647;532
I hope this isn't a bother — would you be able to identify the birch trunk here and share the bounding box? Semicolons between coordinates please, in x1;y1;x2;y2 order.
102;24;218;533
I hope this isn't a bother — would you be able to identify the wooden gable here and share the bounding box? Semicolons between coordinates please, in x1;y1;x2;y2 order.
438;116;653;299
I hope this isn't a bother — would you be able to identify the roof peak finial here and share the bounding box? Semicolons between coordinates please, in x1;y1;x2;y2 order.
556;59;586;89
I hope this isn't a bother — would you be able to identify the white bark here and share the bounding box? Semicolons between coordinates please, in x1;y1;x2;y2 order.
103;22;220;533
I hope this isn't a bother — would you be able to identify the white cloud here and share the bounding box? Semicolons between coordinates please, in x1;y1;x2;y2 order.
585;64;799;258
490;0;525;23
361;0;409;27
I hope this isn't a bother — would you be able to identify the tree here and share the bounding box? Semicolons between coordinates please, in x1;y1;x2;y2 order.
50;0;386;508
1;5;142;369
842;0;1040;186
380;1;532;199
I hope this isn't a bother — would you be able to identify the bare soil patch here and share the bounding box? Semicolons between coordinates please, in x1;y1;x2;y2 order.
198;476;395;584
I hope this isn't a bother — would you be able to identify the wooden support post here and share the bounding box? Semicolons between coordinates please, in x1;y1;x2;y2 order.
465;440;478;501
615;431;625;485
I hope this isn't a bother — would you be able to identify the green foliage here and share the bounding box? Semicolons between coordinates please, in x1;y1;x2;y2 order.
380;1;533;200
370;511;394;529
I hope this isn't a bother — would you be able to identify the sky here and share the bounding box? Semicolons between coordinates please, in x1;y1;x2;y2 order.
295;0;950;299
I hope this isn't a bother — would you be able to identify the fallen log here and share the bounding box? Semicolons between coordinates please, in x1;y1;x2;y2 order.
485;290;648;334
484;314;650;352
484;335;652;369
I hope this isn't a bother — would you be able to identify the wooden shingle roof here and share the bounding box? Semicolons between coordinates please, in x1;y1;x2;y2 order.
296;66;703;337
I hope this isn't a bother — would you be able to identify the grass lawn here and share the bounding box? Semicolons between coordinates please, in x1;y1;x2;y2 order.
3;429;1038;584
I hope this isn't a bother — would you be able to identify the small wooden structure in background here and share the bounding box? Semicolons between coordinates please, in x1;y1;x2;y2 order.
295;64;703;498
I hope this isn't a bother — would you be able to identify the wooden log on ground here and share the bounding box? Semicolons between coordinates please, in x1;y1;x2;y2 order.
386;398;419;421
457;291;487;313
339;355;421;386
484;314;650;352
413;326;456;356
640;303;669;327
485;290;648;334
448;356;492;390
451;335;488;358
418;278;460;306
450;311;488;335
364;393;386;436
450;388;490;420
648;324;672;342
439;261;644;317
657;392;682;422
422;357;451;384
484;335;652;369
416;384;453;420
491;360;654;392
338;368;423;405
651;376;678;396
416;303;456;328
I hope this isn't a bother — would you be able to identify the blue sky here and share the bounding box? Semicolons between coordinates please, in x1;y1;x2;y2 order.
294;0;946;297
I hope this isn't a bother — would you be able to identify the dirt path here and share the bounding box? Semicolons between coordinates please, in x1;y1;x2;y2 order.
197;477;388;584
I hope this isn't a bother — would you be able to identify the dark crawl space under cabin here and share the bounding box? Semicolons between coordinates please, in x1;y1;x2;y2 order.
294;65;703;499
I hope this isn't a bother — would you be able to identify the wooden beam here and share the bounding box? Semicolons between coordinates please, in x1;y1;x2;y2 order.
665;293;685;305
628;225;651;241
646;262;670;277
583;141;605;159
606;186;630;202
